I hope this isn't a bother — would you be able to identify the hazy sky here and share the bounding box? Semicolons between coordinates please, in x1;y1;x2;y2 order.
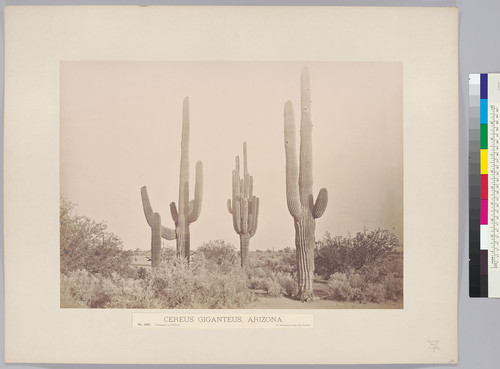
60;61;402;251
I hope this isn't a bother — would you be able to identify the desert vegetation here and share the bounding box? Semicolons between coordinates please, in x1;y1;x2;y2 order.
60;198;402;309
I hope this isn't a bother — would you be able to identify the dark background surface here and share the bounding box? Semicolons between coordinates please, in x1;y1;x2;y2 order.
0;0;498;368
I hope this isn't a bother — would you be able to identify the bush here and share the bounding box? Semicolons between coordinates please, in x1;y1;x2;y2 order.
314;228;403;304
60;198;135;278
147;262;254;308
383;273;404;301
324;270;401;304
325;272;360;302
315;229;400;279
61;260;256;309
195;240;238;272
246;267;297;298
60;269;158;309
275;272;297;297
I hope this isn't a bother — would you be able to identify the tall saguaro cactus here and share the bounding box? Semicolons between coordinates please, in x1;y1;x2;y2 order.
284;68;328;301
141;97;203;266
227;142;260;267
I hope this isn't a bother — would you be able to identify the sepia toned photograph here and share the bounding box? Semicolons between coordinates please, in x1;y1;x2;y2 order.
60;61;403;309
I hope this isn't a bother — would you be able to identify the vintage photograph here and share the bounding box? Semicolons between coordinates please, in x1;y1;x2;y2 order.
60;61;403;309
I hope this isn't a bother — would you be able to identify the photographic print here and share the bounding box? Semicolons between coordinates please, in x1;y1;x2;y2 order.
5;6;458;364
60;61;403;309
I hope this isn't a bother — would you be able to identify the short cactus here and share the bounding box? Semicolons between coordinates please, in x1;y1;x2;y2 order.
227;142;259;267
141;97;203;266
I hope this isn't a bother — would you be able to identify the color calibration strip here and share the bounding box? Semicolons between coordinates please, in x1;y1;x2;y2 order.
470;73;500;297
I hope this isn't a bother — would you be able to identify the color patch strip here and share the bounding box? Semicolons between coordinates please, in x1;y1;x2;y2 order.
481;200;488;224
481;73;489;297
470;74;482;297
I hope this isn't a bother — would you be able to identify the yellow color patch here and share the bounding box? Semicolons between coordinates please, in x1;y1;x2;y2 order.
481;149;488;174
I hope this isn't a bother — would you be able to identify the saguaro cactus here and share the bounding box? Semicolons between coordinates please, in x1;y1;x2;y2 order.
284;68;328;301
141;97;203;266
227;142;260;267
140;189;174;267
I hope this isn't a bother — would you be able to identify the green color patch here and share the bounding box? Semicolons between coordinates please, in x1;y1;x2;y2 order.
481;124;488;149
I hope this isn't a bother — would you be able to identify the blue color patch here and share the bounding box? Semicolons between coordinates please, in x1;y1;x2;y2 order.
481;73;488;99
481;99;488;124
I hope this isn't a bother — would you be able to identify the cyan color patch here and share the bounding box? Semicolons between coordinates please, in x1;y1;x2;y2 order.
481;99;488;124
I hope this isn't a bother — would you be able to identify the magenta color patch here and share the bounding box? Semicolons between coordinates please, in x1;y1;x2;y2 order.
481;200;488;224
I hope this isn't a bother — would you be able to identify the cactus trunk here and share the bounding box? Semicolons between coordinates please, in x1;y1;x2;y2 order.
228;142;259;267
141;96;203;267
240;233;250;268
294;214;316;300
151;212;162;268
284;68;328;301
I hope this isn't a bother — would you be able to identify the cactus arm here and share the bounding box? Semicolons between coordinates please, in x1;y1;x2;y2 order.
244;173;251;198
299;67;313;206
232;171;240;197
248;214;254;235
241;198;249;234
312;188;328;219
178;97;190;219
243;142;248;173
233;198;241;233
284;101;302;219
140;186;155;226
227;199;233;214
169;202;179;225
161;225;177;240
189;200;194;214
249;197;259;237
188;161;203;223
239;178;244;196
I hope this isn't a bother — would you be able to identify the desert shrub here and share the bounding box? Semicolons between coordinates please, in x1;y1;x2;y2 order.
315;229;400;279
195;240;238;272
383;273;404;301
275;272;297;297
60;269;100;308
99;272;157;309
324;270;400;304
147;262;254;308
60;271;90;308
277;247;297;275
137;267;148;280
61;263;255;309
325;272;361;302
160;246;178;265
60;269;158;309
315;228;403;303
248;247;296;276
246;267;297;298
194;268;255;308
60;198;135;278
263;278;283;297
244;248;298;298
